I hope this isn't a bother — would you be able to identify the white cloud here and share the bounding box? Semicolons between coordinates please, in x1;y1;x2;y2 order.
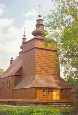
23;20;35;40
23;9;38;40
0;3;5;16
25;9;37;19
0;9;36;69
0;17;21;69
0;8;4;16
0;18;13;28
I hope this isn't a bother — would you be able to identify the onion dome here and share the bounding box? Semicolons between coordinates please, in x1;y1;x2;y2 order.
32;15;45;37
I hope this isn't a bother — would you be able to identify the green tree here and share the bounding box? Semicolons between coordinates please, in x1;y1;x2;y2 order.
46;0;78;86
61;0;78;86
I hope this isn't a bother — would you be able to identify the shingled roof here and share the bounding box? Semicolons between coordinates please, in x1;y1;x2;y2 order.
1;55;22;78
14;75;72;89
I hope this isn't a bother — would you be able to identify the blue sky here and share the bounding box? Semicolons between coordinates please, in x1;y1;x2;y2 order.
0;0;55;69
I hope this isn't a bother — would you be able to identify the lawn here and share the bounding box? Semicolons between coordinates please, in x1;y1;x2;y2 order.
0;104;76;115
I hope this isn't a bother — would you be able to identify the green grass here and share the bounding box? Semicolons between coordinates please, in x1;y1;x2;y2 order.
0;105;75;115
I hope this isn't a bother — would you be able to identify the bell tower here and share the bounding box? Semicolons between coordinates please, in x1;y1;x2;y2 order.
22;15;60;80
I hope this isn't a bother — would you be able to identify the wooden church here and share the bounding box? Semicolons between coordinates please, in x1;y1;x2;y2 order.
0;15;74;105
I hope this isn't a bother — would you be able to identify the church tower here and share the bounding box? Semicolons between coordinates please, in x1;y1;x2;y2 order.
22;15;59;80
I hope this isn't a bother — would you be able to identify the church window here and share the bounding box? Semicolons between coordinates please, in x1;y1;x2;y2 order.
43;89;51;96
52;90;60;100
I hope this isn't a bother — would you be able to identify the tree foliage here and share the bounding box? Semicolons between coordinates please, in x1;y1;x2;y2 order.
46;0;78;86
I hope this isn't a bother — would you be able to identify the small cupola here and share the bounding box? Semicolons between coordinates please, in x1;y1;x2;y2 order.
32;15;45;37
10;57;14;65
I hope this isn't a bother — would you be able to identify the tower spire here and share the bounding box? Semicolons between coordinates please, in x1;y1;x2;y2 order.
20;28;26;49
22;27;26;43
